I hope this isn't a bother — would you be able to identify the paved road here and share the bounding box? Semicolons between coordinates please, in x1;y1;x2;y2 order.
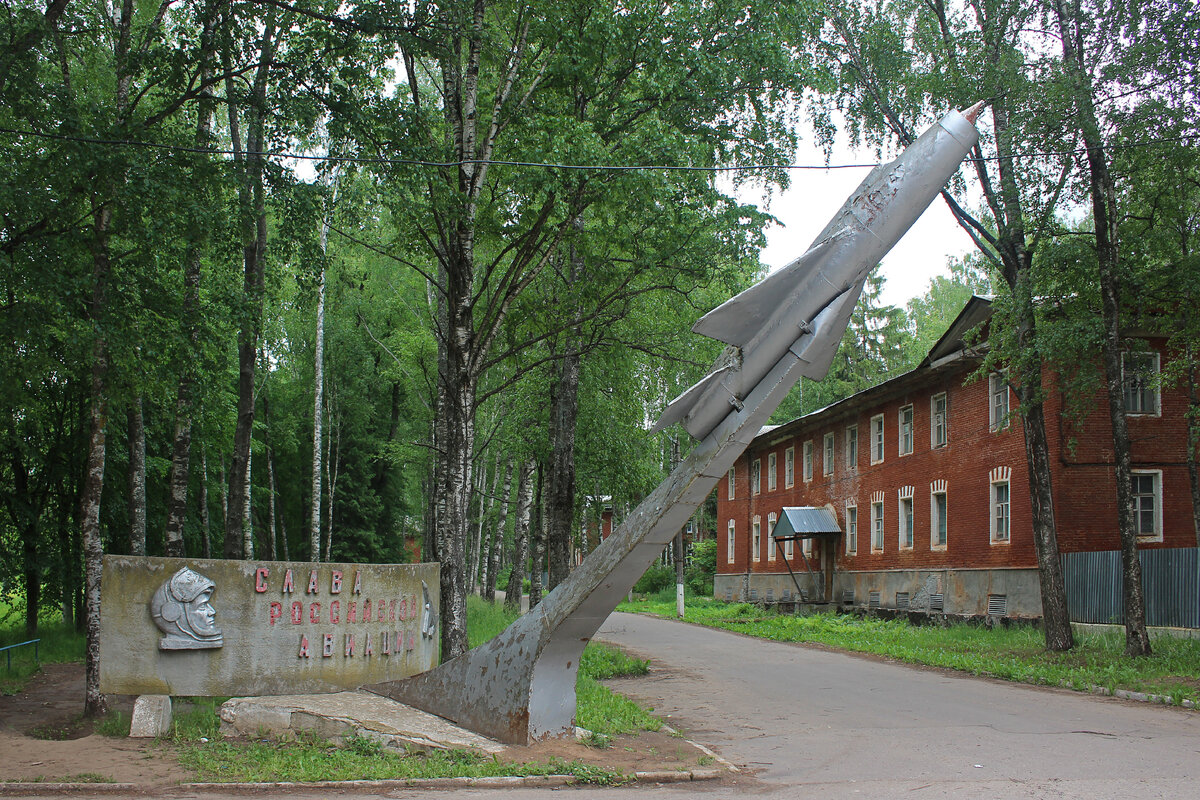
592;611;1200;798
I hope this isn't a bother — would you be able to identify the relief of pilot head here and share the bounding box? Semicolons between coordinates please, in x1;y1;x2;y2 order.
149;567;223;650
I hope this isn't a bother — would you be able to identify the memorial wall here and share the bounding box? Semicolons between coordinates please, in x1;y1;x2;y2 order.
99;556;440;696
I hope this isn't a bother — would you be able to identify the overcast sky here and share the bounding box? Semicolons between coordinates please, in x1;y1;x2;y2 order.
741;117;980;310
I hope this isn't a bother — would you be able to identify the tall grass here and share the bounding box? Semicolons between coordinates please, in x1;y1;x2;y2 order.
618;595;1200;705
0;614;86;695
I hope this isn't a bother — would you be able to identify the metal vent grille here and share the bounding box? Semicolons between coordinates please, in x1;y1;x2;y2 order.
766;588;774;602
929;593;945;612
868;590;881;609
988;594;1008;616
749;588;758;601
896;592;910;611
782;589;793;601
725;588;733;602
841;590;855;605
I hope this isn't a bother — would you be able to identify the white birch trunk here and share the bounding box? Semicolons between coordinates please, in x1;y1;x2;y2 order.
199;448;212;558
128;398;146;556
484;460;513;602
242;445;254;559
310;227;326;561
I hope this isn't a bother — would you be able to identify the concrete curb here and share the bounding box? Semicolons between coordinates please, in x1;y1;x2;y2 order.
0;768;723;795
660;722;741;773
1088;685;1197;709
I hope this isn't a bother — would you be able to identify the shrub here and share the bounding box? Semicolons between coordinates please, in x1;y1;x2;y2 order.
632;563;673;594
686;539;717;595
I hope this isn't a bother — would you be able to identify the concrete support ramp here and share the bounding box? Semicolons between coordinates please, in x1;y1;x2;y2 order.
219;691;505;754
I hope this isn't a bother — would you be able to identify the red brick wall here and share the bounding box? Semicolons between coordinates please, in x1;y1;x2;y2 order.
717;341;1191;580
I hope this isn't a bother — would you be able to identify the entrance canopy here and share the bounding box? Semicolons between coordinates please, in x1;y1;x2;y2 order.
771;506;842;542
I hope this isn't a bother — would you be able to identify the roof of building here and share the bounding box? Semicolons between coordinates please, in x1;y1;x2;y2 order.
758;295;993;446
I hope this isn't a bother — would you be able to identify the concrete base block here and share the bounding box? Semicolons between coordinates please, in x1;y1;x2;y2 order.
129;694;173;738
219;692;505;755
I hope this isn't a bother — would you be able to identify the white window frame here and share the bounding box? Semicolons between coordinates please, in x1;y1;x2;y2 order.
931;392;948;448
930;479;948;550
728;467;735;500
802;530;813;557
752;516;762;562
870;414;885;464
727;519;736;564
803;440;814;482
767;512;777;561
990;467;1012;544
785;446;795;488
845;504;858;555
752;458;761;495
823;432;835;476
846;424;858;471
1122;351;1161;416
767;452;777;492
898;487;915;550
989;373;1010;432
870;493;885;553
1132;469;1163;542
898;405;914;456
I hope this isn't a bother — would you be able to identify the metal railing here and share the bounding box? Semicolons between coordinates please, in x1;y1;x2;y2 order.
0;639;40;672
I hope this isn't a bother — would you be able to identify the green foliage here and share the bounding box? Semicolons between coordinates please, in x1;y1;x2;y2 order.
686;539;718;596
632;563;674;595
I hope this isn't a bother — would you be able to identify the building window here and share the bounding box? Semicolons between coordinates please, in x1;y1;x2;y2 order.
1122;351;1160;415
931;480;948;549
785;446;795;488
1132;469;1163;541
803;440;814;482
871;500;884;552
989;373;1010;432
899;487;914;550
727;520;735;564
767;512;777;561
991;480;1010;543
823;432;835;476
728;467;735;500
898;405;914;456
931;393;948;448
802;532;813;557
846;424;858;470
845;505;858;555
870;414;885;464
752;517;761;562
751;459;761;495
767;452;777;492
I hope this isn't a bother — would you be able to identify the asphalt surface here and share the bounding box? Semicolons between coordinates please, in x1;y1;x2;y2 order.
592;611;1200;799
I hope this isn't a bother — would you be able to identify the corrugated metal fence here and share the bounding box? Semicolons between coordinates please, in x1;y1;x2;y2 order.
1063;547;1200;628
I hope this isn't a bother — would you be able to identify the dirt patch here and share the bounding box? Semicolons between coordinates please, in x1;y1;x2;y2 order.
0;663;187;786
0;663;711;787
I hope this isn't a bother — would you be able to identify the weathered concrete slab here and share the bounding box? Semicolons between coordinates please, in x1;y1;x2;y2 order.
128;694;172;738
218;691;505;754
100;556;439;697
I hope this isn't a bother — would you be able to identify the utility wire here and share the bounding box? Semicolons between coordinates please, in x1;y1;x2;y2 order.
0;125;1197;173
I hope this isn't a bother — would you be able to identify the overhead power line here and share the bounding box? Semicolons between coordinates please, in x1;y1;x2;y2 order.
0;125;1196;174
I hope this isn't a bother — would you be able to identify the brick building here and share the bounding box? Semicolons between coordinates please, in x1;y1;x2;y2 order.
714;297;1195;619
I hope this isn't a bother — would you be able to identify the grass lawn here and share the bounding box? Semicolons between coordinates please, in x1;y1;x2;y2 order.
618;592;1200;706
0;611;86;696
